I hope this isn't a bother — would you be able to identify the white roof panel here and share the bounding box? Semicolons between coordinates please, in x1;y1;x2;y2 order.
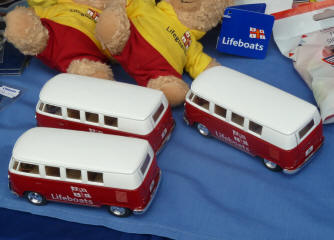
39;73;165;120
12;128;150;174
191;66;318;135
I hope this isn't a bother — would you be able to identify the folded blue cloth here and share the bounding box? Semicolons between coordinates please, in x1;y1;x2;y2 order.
0;30;333;240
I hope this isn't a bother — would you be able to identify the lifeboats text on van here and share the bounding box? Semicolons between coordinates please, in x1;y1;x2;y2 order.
215;130;250;153
51;186;94;205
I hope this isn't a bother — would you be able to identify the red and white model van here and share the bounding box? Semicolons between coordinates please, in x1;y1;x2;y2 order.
184;66;324;174
35;73;175;153
8;127;161;217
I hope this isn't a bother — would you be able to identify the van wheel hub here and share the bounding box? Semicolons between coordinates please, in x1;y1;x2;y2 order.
263;159;282;172
109;206;131;217
26;192;46;205
197;123;209;136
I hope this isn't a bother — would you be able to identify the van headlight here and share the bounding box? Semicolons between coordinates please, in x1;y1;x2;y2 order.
7;175;11;190
150;180;155;193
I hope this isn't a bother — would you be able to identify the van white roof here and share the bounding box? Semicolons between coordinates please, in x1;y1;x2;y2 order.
191;66;318;135
39;73;165;120
12;128;150;174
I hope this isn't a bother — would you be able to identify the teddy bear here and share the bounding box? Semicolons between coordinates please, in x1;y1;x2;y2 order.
95;0;234;106
4;0;114;80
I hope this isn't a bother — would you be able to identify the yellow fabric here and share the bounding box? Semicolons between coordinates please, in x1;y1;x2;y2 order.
32;1;110;57
28;0;58;7
126;0;212;78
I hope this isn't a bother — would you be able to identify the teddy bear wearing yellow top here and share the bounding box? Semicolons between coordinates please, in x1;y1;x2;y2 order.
4;0;114;79
96;0;234;106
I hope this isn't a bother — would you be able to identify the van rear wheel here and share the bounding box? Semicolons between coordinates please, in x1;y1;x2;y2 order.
263;159;282;172
108;206;132;217
197;123;210;137
26;191;47;206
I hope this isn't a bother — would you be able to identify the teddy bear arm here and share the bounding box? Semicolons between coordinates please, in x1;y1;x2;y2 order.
4;7;48;56
205;58;221;70
95;5;130;55
147;75;189;107
67;58;114;80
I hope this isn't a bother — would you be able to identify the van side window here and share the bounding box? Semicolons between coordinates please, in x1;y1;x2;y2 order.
66;168;82;180
299;119;314;139
44;104;61;116
67;108;80;120
231;112;244;126
249;121;263;135
45;166;60;177
104;115;118;127
214;105;227;118
140;154;151;175
18;163;39;174
193;95;209;110
85;112;99;123
87;171;103;183
153;104;164;122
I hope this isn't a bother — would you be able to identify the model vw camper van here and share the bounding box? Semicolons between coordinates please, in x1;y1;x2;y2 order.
8;127;161;217
36;73;175;153
184;66;324;174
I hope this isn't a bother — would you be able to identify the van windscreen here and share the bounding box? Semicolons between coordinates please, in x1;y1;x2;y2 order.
44;104;61;116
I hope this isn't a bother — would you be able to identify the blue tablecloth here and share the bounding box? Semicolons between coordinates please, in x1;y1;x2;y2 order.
1;28;333;240
0;207;169;240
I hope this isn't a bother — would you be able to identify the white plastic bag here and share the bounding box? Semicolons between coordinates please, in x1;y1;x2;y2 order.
273;0;334;124
234;0;293;14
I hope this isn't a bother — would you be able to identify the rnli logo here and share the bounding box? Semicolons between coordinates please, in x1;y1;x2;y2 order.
322;55;334;66
322;45;334;66
182;31;192;49
249;27;266;40
88;8;99;22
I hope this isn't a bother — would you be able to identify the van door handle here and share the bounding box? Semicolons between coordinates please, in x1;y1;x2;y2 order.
59;122;65;127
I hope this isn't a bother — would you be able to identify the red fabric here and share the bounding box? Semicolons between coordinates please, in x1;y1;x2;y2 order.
37;19;108;72
112;21;182;86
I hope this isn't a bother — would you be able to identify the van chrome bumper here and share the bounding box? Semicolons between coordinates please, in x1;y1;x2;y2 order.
133;170;161;215
8;175;19;197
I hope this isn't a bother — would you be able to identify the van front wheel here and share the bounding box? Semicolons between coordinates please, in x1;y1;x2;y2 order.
26;191;47;206
108;206;132;217
197;123;210;137
263;159;282;172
